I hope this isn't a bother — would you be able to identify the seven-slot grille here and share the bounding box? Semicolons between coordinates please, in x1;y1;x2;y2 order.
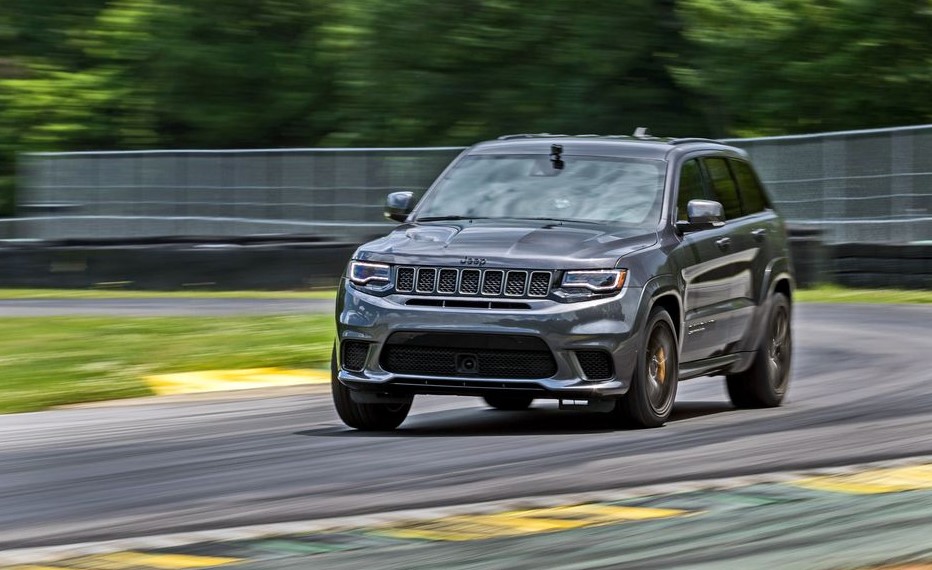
395;267;551;298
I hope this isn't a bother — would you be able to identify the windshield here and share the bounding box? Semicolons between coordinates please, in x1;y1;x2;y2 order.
415;154;667;226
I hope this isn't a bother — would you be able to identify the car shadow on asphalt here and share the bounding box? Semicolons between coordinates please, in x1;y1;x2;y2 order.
295;400;736;437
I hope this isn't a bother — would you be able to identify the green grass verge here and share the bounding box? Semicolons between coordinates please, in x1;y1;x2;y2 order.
0;288;337;300
795;285;932;304
1;285;927;414
0;314;334;414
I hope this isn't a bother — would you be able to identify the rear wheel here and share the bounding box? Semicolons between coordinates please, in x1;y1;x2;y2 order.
726;293;792;408
331;344;411;430
616;308;679;428
483;395;534;411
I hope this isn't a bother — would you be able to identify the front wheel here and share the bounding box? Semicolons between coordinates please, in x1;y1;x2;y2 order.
726;293;792;408
616;308;679;428
331;344;411;431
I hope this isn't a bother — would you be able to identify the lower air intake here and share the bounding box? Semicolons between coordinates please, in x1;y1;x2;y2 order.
380;333;557;379
341;341;370;371
575;350;614;380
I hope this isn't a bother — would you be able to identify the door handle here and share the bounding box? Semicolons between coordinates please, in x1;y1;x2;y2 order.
715;237;731;251
751;228;767;242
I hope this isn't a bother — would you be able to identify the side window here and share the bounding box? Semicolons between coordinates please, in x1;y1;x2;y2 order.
703;157;743;220
676;159;706;221
729;159;770;215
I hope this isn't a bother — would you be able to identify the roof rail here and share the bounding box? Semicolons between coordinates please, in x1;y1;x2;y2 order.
495;133;713;143
496;133;571;140
669;137;725;145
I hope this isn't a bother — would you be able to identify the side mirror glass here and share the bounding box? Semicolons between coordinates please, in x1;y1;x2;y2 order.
385;191;415;222
676;199;725;233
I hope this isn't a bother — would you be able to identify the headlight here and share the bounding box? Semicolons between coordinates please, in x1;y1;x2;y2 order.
561;269;627;293
348;261;391;288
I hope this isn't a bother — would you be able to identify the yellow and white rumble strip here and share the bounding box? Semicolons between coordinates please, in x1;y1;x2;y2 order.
792;464;932;495
373;503;692;542
145;368;330;396
9;552;241;569
2;456;929;568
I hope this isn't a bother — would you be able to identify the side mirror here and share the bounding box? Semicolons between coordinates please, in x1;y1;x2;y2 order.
676;199;725;233
385;191;416;222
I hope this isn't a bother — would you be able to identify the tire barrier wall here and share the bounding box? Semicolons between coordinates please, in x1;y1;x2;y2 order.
832;243;932;289
0;238;359;290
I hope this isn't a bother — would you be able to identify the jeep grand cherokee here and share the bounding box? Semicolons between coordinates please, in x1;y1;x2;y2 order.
331;133;794;430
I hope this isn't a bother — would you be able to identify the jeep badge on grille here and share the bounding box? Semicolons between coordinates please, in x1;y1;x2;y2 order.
460;257;487;266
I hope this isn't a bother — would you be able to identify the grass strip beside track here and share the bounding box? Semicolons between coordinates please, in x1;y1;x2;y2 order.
0;285;928;413
795;284;931;304
0;289;337;300
0;315;333;414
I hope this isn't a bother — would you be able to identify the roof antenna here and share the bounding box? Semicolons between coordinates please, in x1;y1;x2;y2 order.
633;127;649;137
550;144;564;170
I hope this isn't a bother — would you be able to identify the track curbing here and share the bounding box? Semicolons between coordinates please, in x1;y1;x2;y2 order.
3;456;930;568
145;368;330;396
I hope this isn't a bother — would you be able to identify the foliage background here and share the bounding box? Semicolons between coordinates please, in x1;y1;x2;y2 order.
1;0;930;216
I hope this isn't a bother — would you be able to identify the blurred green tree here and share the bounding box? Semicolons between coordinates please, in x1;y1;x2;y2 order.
327;0;708;146
1;0;931;217
677;0;932;136
0;0;110;214
79;0;342;148
0;0;344;214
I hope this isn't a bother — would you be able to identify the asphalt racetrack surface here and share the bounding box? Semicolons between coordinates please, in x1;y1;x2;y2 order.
1;303;930;555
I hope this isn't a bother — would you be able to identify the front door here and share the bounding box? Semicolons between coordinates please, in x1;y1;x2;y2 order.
673;157;757;363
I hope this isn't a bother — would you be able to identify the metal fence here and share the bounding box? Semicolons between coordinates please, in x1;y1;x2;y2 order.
6;124;932;244
725;124;932;244
8;148;462;241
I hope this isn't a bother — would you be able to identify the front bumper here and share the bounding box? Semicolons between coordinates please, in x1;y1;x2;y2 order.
336;281;645;399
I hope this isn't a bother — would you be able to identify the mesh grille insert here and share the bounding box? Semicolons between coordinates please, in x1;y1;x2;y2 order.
576;350;614;380
437;269;458;293
396;268;415;292
341;341;370;371
505;271;528;296
528;272;551;297
482;270;504;295
460;270;481;294
416;268;437;292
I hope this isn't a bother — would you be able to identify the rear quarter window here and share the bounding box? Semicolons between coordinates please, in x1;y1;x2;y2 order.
729;159;770;215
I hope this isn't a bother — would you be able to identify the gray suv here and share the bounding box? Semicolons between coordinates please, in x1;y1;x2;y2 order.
332;134;794;430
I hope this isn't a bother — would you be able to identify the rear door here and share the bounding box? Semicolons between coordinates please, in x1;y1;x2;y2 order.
727;158;782;344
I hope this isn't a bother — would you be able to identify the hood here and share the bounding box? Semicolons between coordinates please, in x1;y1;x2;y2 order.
355;220;658;269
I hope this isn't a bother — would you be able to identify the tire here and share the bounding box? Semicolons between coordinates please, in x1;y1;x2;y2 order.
483;395;534;411
331;344;411;431
726;293;792;408
616;308;679;428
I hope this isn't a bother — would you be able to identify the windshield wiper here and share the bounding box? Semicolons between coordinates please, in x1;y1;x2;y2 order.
506;217;600;224
416;215;489;222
